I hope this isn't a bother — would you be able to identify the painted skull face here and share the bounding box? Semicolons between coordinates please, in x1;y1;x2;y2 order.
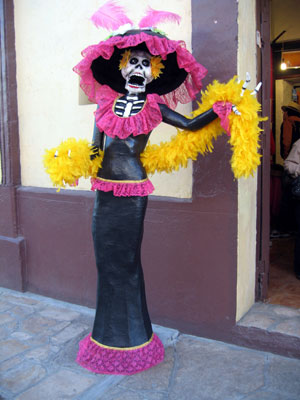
121;50;154;94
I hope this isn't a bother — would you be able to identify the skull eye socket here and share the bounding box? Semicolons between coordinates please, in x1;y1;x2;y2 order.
128;57;150;67
142;59;150;67
130;57;138;65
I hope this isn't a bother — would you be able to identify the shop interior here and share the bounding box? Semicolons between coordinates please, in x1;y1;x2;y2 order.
268;0;300;308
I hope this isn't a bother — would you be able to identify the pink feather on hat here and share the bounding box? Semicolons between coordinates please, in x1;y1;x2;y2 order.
90;1;133;31
139;7;181;29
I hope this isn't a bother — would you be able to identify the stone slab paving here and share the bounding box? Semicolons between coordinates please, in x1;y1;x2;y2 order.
238;302;300;338
0;288;299;400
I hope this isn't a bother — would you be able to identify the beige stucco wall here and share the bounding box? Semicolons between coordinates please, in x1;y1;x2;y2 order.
14;0;193;198
236;0;258;321
14;0;259;319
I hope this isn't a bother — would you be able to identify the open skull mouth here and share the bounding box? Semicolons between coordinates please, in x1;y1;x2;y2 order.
128;74;145;87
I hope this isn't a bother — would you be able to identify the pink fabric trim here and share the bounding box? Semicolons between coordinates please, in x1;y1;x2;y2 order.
76;333;164;375
95;86;163;138
73;32;207;109
91;177;154;197
213;101;232;136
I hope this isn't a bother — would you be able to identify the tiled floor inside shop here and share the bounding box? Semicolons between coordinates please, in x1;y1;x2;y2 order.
268;236;300;309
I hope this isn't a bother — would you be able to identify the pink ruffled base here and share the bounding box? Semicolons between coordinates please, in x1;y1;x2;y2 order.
91;177;154;196
76;334;165;375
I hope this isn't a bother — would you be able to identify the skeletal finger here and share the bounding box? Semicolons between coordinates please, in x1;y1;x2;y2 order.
232;105;241;115
241;72;251;96
251;82;262;96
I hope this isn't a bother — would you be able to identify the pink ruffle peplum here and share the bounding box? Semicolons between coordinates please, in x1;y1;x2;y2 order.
76;333;164;375
91;177;154;196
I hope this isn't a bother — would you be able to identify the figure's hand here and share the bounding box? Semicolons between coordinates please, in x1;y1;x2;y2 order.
232;72;262;115
90;145;100;160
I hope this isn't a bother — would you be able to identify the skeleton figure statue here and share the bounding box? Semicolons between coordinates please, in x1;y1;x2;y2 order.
44;4;264;376
81;47;220;375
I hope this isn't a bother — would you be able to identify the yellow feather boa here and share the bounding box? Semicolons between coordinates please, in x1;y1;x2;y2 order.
43;138;103;191
141;77;266;179
43;77;266;190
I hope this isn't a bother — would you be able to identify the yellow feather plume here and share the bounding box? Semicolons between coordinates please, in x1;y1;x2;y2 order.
43;138;103;191
141;77;267;179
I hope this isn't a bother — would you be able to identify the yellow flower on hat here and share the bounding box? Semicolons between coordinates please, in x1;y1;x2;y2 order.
151;56;165;79
119;50;131;70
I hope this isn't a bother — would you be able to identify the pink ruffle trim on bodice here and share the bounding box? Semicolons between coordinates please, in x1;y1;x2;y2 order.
95;85;163;139
76;333;164;375
213;101;233;136
91;177;154;197
73;32;207;110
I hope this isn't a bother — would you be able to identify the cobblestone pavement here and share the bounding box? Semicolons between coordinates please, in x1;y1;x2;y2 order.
0;288;300;400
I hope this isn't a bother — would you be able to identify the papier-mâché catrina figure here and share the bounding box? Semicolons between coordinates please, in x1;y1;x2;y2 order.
44;1;265;375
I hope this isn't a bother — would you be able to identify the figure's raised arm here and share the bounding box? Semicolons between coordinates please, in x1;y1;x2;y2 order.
141;75;266;178
159;104;218;131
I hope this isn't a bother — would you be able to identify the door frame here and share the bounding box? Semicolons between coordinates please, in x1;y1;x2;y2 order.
255;0;271;301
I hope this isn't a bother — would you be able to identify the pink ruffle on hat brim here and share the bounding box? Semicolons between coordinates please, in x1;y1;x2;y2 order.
73;32;207;110
76;333;164;375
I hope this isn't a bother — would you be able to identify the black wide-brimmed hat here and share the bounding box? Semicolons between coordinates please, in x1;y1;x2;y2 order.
90;30;189;96
73;4;207;109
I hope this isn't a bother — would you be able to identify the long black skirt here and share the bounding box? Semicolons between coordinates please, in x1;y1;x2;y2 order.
91;191;153;348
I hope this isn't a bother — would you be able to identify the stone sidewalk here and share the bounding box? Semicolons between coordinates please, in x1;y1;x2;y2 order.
0;288;300;400
239;301;300;338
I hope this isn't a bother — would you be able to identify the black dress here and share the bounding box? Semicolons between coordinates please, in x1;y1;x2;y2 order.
90;99;218;348
91;131;153;348
76;93;217;374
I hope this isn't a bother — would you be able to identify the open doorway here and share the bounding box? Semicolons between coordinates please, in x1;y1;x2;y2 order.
268;0;300;308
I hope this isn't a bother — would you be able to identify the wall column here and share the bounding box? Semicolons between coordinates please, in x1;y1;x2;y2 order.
0;0;25;291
